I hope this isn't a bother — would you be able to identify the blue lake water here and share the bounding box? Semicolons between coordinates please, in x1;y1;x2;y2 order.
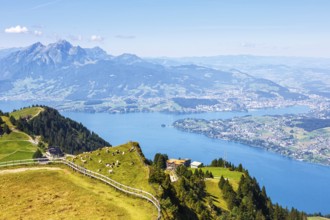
0;101;329;214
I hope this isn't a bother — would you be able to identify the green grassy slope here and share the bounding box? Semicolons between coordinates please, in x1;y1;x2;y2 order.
0;167;157;220
10;106;44;120
205;178;229;211
190;167;244;211
0;116;38;162
190;167;243;190
68;142;156;194
308;217;330;220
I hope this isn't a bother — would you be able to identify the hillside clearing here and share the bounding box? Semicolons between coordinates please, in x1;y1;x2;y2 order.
10;106;44;120
1;113;39;162
190;167;243;190
189;167;244;211
205;178;229;211
0;167;157;220
0;131;37;162
69;142;156;194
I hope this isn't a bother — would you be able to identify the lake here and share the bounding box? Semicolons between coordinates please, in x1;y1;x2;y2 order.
0;101;329;214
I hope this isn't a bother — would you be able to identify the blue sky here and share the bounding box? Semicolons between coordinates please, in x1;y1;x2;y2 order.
0;0;329;57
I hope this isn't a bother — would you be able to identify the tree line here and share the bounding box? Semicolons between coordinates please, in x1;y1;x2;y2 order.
218;173;306;220
0;110;11;136
13;106;111;154
149;154;307;220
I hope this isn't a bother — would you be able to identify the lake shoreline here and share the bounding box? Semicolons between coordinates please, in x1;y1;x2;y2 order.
0;101;329;214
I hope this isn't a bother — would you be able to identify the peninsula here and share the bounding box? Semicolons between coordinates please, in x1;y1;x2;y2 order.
173;115;330;165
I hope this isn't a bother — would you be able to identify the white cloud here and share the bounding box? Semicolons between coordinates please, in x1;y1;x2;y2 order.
34;30;42;36
90;35;104;42
4;25;29;34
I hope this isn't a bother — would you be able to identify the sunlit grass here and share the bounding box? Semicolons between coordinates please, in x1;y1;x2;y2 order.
10;106;44;120
0;131;37;162
190;167;243;190
0;167;157;220
69;142;156;194
205;178;228;211
308;217;330;220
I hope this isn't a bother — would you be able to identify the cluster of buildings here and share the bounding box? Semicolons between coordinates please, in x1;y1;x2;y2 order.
166;158;202;170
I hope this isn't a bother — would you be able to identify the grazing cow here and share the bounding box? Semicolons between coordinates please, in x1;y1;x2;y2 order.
108;169;113;174
99;159;102;163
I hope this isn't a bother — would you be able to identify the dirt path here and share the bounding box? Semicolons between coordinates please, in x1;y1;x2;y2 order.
9;129;39;145
0;167;63;175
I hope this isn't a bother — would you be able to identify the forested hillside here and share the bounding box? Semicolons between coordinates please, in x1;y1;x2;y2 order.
14;106;110;154
150;155;307;220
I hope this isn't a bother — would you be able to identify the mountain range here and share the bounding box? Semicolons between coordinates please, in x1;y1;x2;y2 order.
148;55;330;98
0;40;307;113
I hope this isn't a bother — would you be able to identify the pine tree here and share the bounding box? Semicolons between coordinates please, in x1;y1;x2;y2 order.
219;175;225;189
3;124;10;134
33;149;43;158
9;116;16;125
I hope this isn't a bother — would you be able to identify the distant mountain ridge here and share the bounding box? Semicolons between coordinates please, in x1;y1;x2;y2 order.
0;40;307;113
147;55;330;98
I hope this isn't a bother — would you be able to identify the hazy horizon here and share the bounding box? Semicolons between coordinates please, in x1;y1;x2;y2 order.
2;39;330;60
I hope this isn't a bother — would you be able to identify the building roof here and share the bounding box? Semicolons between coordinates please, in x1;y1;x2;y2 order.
48;147;63;155
167;159;186;165
191;161;202;166
167;158;190;165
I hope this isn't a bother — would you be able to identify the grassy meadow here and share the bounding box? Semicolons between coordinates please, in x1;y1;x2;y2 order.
0;118;37;162
68;142;156;194
10;106;44;120
190;166;244;211
205;178;229;211
165;166;246;214
190;167;243;190
0;167;157;220
308;217;330;220
0;107;45;162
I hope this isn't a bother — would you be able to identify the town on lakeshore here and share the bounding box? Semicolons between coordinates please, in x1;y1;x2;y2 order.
174;114;330;166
